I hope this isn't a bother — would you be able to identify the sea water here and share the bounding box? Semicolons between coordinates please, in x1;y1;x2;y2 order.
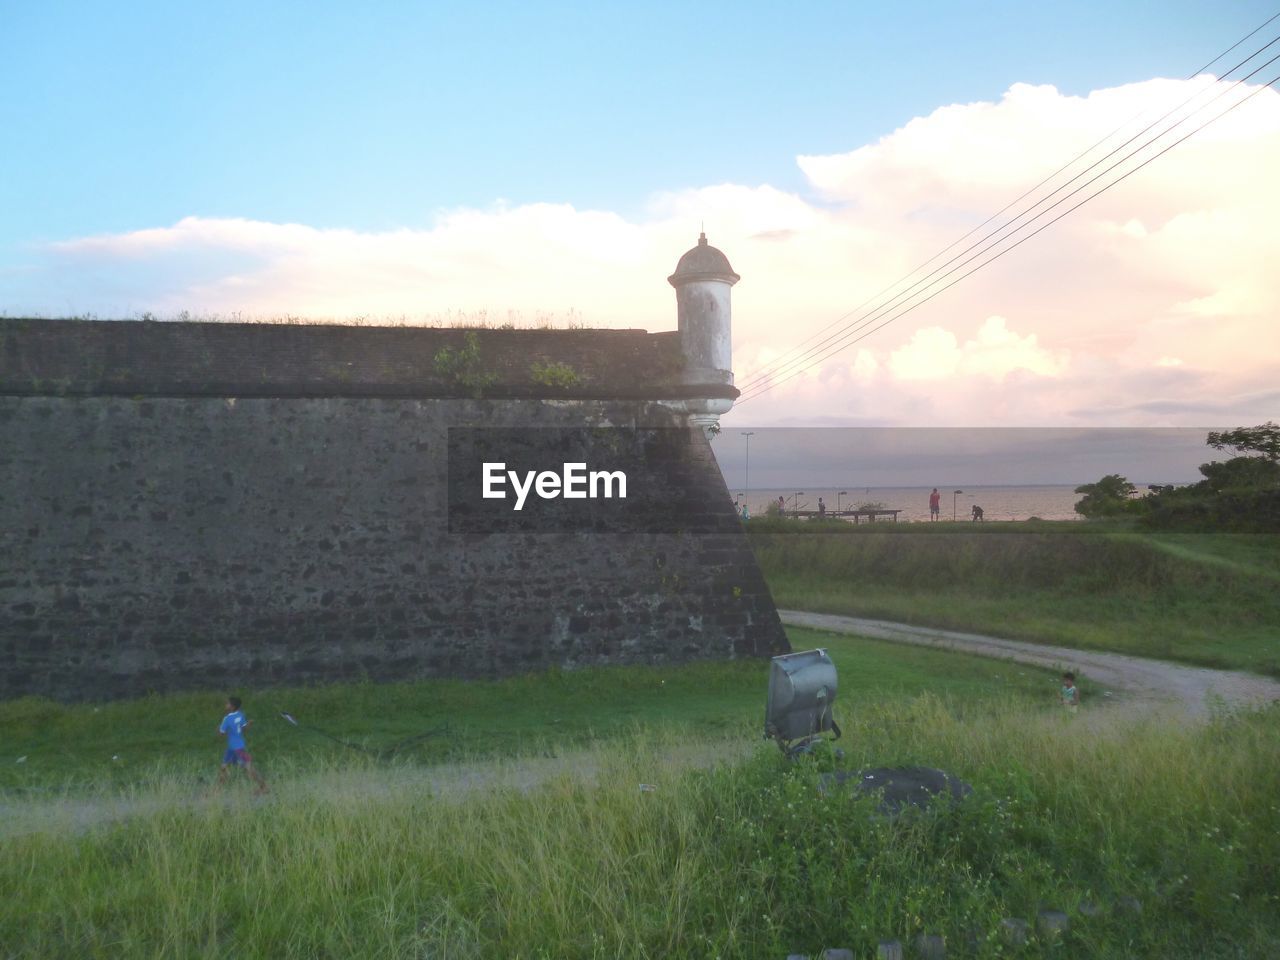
734;485;1102;523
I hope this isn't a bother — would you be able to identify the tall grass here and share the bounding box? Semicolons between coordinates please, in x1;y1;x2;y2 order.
4;701;1277;959
752;530;1280;675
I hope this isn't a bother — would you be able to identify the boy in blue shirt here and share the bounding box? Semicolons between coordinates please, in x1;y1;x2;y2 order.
217;696;268;793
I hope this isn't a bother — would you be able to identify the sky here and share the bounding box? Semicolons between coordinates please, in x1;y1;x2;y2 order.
2;0;1278;432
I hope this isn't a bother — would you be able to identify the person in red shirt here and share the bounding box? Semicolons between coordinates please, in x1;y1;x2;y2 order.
929;488;941;521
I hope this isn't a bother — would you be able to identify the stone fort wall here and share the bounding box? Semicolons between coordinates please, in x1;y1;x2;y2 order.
0;319;786;700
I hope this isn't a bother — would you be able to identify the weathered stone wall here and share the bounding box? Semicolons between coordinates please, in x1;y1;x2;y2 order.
0;391;786;700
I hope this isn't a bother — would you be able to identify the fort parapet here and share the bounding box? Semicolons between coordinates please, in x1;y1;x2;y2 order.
0;319;731;401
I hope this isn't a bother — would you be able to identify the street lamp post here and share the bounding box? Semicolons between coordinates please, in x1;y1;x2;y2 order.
837;490;847;513
953;489;963;522
740;432;754;501
793;491;805;515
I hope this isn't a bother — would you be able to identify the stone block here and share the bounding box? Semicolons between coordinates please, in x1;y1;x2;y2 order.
818;766;973;816
914;933;946;958
1037;909;1069;936
1114;895;1143;915
1000;918;1029;947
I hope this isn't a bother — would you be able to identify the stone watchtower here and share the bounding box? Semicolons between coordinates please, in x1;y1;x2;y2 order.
667;232;740;437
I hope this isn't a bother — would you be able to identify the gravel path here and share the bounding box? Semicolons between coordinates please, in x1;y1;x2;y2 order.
781;609;1280;719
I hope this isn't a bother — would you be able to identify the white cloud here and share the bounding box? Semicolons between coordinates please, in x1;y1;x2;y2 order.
888;327;962;381
887;317;1068;382
9;75;1280;427
850;348;879;380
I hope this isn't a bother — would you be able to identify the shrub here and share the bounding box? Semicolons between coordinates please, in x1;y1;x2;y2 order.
529;361;581;389
433;332;497;397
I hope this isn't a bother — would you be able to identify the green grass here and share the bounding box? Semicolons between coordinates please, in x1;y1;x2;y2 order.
5;526;1277;958
1140;532;1280;581
0;626;1061;793
3;698;1277;958
751;527;1280;675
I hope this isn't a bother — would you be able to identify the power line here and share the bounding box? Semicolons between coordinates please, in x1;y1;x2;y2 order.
737;40;1280;400
736;27;1280;395
735;67;1280;405
735;10;1280;394
1194;9;1280;72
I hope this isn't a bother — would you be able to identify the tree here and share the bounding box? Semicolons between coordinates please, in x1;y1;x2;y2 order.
1198;455;1280;494
1206;421;1280;461
1138;423;1280;531
1197;421;1280;496
1073;474;1136;518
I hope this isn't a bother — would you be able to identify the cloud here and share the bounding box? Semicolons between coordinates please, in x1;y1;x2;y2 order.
886;316;1067;382
7;76;1279;428
735;76;1280;426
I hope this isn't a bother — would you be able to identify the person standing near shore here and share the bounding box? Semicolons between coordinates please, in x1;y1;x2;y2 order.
929;488;941;521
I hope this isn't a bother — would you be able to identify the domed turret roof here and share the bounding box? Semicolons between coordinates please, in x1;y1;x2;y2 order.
668;232;740;287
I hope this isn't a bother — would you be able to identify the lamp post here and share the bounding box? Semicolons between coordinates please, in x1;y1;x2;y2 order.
953;489;963;522
837;490;847;513
740;432;754;500
793;491;805;514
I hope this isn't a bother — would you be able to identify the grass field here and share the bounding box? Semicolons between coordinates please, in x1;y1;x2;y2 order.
751;524;1280;676
0;626;1061;794
3;682;1276;958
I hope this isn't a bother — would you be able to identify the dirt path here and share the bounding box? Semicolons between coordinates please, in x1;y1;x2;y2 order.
0;740;749;840
781;609;1280;719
